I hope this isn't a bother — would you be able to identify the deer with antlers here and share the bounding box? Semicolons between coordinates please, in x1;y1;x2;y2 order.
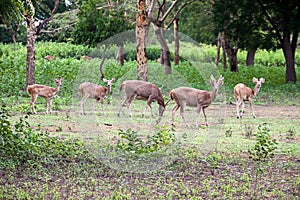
167;75;224;127
234;77;265;119
26;78;64;114
79;78;115;115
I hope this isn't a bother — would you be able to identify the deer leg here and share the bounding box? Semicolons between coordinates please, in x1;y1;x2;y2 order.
80;94;90;115
47;98;53;114
30;94;38;114
117;95;128;117
171;104;180;125
249;98;256;118
236;99;242;118
100;98;106;115
202;108;208;126
179;104;189;127
241;101;245;118
93;98;100;115
196;106;201;127
144;96;153;117
127;94;136;117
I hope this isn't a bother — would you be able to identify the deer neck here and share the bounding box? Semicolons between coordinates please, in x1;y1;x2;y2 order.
106;86;111;96
253;85;260;97
210;88;218;102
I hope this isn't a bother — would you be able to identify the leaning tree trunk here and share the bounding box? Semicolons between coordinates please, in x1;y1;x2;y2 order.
246;49;256;66
25;15;36;86
136;0;148;81
153;24;172;74
174;18;179;65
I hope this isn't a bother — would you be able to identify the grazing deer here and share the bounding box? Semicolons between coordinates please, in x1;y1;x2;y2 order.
117;80;147;116
167;75;224;127
79;78;115;115
234;77;265;119
27;78;64;114
127;82;166;117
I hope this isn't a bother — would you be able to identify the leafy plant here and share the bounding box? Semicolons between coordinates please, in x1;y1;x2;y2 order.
115;126;176;155
248;123;278;162
225;127;233;137
0;105;87;167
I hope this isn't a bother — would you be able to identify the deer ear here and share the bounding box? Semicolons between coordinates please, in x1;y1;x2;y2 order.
103;78;108;82
218;75;224;84
54;78;58;82
252;77;258;83
260;78;265;83
112;78;116;82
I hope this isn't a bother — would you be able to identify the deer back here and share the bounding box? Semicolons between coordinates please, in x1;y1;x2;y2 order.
234;83;253;100
27;84;56;98
79;82;107;98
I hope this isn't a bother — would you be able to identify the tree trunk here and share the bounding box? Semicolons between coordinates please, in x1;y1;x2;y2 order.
136;0;148;81
224;36;238;72
116;43;124;66
246;49;256;66
8;29;17;44
282;33;297;83
153;24;172;75
215;32;221;67
25;16;36;86
174;18;179;65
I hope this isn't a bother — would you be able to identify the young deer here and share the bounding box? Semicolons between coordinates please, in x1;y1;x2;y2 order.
234;77;265;119
27;78;64;114
117;80;147;116
126;82;166;117
79;78;115;115
167;75;224;127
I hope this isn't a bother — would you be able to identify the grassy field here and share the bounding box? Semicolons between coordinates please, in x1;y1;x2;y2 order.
0;92;299;199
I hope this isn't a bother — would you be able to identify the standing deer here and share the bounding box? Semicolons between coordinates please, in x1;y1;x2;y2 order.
167;75;224;127
117;80;147;116
27;78;64;114
78;78;115;115
234;77;265;119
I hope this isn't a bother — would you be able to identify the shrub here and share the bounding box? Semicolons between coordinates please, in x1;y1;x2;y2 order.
248;123;278;162
0;105;87;167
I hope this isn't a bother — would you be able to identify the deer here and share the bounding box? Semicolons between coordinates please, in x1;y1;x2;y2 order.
234;77;265;119
26;78;64;114
167;75;224;127
117;80;147;116
117;80;166;117
44;55;56;61
127;82;166;117
78;78;115;115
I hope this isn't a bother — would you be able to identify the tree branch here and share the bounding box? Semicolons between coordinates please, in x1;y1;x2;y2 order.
257;0;282;43
166;0;196;29
160;0;178;22
36;0;59;36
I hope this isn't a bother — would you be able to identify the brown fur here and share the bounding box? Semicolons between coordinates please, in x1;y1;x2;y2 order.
27;78;63;114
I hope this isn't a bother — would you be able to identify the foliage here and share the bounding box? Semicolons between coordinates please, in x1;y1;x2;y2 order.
73;0;133;47
0;105;87;167
179;1;216;44
248;123;278;162
38;10;79;43
115;126;176;155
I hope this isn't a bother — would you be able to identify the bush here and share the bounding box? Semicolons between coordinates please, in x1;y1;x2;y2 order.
0;105;87;167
